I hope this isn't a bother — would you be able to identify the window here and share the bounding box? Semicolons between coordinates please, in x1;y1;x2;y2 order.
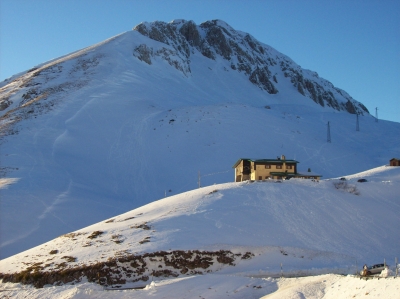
258;176;262;180
265;165;271;169
286;165;292;169
276;165;282;169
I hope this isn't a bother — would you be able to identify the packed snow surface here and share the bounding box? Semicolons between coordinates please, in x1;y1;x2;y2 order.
0;166;399;298
1;274;400;299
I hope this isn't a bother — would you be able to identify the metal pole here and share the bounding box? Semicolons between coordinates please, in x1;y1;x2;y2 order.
327;121;331;143
198;171;201;188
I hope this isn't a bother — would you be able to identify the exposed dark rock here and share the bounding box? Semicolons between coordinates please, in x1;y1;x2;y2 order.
297;83;305;96
204;26;232;60
179;21;201;47
358;102;369;114
244;34;259;53
345;100;356;114
134;44;152;65
241;252;254;260
0;99;11;111
249;67;278;94
131;19;369;116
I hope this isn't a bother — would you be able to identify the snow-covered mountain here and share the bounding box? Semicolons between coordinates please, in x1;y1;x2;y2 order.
0;19;399;260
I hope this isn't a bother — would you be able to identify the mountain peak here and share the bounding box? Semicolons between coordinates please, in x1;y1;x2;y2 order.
132;19;368;115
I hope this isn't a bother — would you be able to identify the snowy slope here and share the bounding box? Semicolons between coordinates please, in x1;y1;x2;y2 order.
1;166;399;287
1;274;400;299
1;20;400;260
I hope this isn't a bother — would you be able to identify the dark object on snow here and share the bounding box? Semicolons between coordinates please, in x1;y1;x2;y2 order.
340;177;346;181
360;263;386;276
357;178;367;183
362;264;368;276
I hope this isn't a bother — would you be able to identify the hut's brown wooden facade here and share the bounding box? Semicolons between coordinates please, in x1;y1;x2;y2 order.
390;158;400;166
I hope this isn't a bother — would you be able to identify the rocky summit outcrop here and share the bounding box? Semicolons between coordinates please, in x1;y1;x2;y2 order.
133;19;368;115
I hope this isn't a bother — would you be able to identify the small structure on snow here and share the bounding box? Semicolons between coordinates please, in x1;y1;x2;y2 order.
233;155;322;182
389;158;400;166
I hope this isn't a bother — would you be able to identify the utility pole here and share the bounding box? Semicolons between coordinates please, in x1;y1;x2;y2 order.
198;171;201;188
356;113;359;131
327;121;331;143
375;107;378;122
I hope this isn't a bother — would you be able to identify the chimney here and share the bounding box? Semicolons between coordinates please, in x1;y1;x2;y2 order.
281;154;285;160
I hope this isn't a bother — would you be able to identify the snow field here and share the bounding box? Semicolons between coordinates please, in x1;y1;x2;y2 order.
1;274;399;298
1;166;399;279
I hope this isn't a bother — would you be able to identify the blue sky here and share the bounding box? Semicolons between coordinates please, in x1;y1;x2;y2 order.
1;0;399;122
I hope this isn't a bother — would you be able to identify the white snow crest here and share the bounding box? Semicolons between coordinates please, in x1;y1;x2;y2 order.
0;178;19;189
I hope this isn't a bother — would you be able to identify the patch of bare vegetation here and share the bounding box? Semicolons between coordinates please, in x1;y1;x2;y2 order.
114;250;131;258
280;249;288;256
0;250;249;288
131;222;151;230
139;237;151;244
69;54;102;75
87;231;104;239
333;180;360;195
82;242;92;247
0;53;103;142
61;256;77;263
62;232;86;239
55;262;68;269
111;234;124;244
241;252;254;259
